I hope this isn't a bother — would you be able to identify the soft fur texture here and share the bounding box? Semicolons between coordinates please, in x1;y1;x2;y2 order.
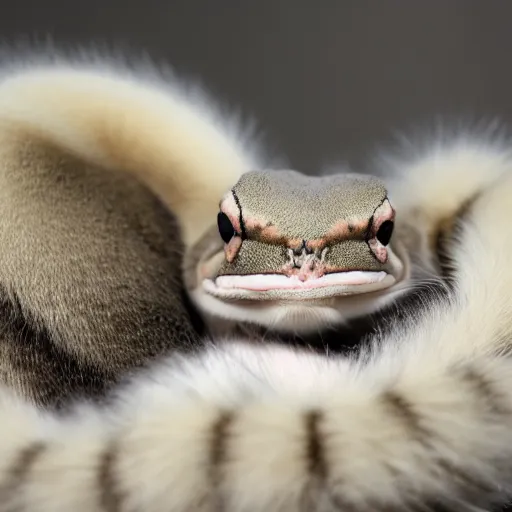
1;50;512;511
0;52;277;407
0;138;511;510
0;51;270;247
381;125;512;273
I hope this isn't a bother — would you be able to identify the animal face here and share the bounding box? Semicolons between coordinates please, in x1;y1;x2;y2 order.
190;170;410;333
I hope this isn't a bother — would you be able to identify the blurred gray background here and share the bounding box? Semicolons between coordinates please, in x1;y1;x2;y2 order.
2;0;511;172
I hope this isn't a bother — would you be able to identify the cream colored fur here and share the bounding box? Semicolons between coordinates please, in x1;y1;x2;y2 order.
0;54;284;406
1;140;512;511
0;58;267;248
383;127;512;273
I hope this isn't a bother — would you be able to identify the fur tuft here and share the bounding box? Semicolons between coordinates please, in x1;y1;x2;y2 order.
0;48;279;247
380;124;512;243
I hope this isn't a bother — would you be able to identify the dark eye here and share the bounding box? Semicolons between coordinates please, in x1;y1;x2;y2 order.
217;212;236;244
376;220;394;246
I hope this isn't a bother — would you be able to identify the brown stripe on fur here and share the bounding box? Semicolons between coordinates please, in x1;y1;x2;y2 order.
383;386;494;503
303;407;422;511
98;441;125;512
208;410;235;512
329;495;369;512
306;391;496;512
305;410;327;479
382;390;429;439
329;494;460;512
303;410;372;512
0;441;46;512
457;364;511;416
434;458;494;499
433;192;480;283
379;391;474;508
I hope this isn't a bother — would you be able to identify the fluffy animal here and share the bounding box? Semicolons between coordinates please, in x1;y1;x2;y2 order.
0;134;512;511
1;50;512;510
0;50;416;407
191;169;408;335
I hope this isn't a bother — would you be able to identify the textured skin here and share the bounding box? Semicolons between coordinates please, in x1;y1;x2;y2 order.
231;170;387;240
203;169;405;326
216;171;393;276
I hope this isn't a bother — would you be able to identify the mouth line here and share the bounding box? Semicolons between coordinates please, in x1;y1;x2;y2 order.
215;271;388;291
203;270;395;300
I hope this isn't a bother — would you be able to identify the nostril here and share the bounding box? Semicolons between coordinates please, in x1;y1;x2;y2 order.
303;240;314;255
293;240;309;256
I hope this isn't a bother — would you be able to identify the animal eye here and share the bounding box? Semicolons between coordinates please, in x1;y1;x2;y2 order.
217;212;236;243
376;220;394;246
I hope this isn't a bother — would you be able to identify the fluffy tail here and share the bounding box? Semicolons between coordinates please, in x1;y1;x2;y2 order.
1;143;512;510
378;125;512;275
0;54;269;246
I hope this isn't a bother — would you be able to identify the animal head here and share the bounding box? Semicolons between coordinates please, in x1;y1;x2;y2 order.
188;170;410;333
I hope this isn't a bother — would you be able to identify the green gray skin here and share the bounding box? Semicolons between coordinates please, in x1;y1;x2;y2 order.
212;170;401;300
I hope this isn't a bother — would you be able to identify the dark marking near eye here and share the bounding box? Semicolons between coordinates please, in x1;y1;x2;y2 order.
217;212;236;244
376;220;394;246
365;213;375;242
348;223;354;233
365;215;375;260
231;189;247;240
365;196;391;260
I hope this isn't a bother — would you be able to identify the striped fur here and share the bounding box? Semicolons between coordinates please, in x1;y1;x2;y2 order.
0;141;511;510
0;49;512;510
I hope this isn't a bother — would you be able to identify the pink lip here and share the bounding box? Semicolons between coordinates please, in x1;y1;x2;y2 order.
214;271;387;292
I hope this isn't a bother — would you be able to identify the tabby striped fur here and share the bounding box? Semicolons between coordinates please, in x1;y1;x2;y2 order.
0;137;511;511
0;51;511;511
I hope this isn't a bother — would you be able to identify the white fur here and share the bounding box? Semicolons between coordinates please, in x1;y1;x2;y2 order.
1;142;512;511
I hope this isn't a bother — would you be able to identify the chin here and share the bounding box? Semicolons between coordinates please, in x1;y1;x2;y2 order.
188;239;411;334
190;280;410;334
